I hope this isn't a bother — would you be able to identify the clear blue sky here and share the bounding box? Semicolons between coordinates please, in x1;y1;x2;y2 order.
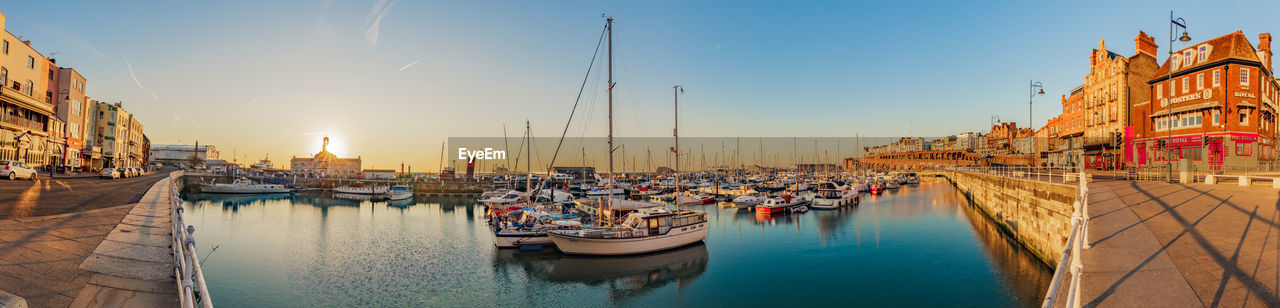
2;0;1277;169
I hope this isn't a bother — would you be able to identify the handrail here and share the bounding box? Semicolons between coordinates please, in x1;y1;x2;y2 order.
169;171;213;308
1041;167;1089;308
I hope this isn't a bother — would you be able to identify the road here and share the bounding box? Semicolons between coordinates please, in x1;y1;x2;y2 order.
0;167;173;219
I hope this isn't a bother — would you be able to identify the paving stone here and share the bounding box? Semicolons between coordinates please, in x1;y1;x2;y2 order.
79;253;172;282
89;240;173;263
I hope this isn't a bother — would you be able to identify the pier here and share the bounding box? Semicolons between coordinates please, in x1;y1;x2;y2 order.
0;171;195;307
945;168;1280;307
1070;179;1280;307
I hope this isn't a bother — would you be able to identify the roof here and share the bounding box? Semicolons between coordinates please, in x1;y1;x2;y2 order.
1152;31;1264;80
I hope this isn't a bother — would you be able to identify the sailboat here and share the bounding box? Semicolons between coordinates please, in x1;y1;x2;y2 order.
549;17;708;255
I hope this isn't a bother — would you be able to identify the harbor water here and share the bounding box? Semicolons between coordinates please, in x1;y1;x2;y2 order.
183;178;1053;307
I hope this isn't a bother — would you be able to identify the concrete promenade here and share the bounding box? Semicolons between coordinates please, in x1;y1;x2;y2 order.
1078;180;1280;307
0;175;177;307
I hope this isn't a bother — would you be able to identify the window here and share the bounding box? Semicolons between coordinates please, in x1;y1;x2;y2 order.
1156;84;1163;98
22;80;32;96
1242;68;1250;86
1196;73;1204;90
1198;45;1210;62
1182;77;1189;93
26;56;33;69
0;67;6;87
1;40;7;54
1237;142;1253;156
47;70;52;80
1242;109;1250;126
1183;50;1194;66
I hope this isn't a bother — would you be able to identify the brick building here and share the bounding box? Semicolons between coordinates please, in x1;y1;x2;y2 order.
1132;31;1279;170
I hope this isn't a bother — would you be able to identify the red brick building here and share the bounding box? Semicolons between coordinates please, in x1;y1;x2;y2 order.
1132;31;1279;170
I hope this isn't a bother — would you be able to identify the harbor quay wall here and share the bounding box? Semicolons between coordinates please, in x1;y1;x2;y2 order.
942;170;1076;267
176;174;489;196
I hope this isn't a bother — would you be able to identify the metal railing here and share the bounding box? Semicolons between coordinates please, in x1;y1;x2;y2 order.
169;171;212;308
0;113;44;132
949;165;1083;184
1042;169;1089;308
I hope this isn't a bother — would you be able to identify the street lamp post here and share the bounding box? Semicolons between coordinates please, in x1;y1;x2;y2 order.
1167;12;1191;182
1030;80;1045;168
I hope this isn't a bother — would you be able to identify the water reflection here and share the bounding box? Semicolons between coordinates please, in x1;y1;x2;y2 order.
493;243;708;302
182;178;1051;307
949;188;1054;306
185;193;290;210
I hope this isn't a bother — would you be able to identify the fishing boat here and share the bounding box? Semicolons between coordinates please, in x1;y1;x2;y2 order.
754;195;805;215
547;208;708;255
200;177;291;194
810;182;858;210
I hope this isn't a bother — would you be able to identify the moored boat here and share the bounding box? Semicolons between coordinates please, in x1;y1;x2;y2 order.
547;208;708;255
200;177;291;194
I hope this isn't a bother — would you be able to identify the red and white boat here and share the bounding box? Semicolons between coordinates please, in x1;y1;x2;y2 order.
754;194;805;215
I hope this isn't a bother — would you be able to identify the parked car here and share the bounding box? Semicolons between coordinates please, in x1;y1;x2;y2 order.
100;168;121;179
0;160;37;180
135;168;145;176
117;168;132;178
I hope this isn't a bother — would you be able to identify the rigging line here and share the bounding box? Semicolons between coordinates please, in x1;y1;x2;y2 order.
572;47;605;160
618;27;676;86
547;25;607;175
615;41;651;140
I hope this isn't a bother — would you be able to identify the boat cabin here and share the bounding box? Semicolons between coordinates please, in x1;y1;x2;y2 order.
619;210;707;236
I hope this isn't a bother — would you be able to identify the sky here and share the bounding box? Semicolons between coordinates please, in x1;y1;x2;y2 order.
3;0;1279;171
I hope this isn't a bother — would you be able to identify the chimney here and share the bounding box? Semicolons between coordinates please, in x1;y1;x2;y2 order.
1135;31;1158;57
1259;33;1272;73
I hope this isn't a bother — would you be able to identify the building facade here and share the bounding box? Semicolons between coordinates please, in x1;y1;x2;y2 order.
290;137;362;177
53;67;88;170
0;12;56;168
1079;32;1160;169
1133;31;1279;170
150;144;219;164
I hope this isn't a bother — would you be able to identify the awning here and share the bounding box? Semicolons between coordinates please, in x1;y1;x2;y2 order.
1238;101;1257;108
1150;101;1219;117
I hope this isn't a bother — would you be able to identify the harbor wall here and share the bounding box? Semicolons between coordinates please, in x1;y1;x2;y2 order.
942;171;1076;267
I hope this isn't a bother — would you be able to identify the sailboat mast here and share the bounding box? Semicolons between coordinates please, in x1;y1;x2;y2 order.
607;17;614;185
673;85;680;196
605;17;615;221
525;120;532;196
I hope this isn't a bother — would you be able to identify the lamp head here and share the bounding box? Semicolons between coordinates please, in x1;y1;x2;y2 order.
1179;32;1192;42
1038;89;1046;95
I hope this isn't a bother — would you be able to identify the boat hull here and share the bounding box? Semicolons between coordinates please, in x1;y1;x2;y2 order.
493;233;554;248
200;186;290;194
810;196;854;209
548;224;708;255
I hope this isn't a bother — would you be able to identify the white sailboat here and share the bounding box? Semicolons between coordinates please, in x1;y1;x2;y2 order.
548;17;707;255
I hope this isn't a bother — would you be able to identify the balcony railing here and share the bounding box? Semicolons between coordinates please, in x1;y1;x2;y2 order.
0;113;45;132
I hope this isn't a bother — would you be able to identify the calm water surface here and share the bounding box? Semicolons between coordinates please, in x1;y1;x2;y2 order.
183;178;1052;307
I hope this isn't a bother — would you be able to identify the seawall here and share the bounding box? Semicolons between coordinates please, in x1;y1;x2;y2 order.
942;171;1076;267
